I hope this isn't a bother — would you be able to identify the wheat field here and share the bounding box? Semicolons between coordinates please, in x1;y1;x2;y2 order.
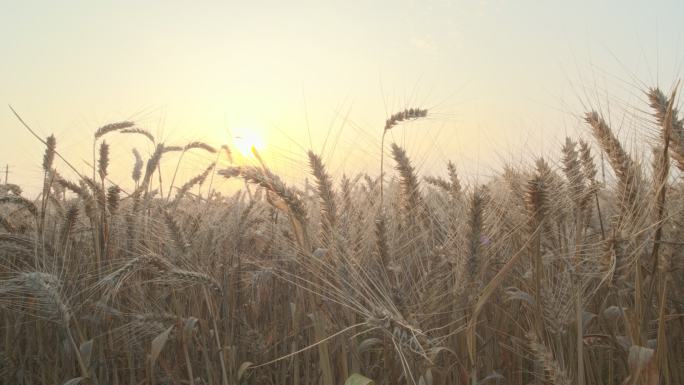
1;87;683;385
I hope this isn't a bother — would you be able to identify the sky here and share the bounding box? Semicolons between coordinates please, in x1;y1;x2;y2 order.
2;0;684;195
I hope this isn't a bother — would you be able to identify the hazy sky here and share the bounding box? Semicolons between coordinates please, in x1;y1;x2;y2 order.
2;0;684;194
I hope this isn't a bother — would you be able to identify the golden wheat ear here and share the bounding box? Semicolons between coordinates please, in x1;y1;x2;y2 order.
584;111;643;228
648;87;684;171
94;121;135;139
308;151;337;248
98;141;110;181
380;108;428;203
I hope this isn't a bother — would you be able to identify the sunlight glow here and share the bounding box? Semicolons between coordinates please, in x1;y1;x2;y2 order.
233;129;266;157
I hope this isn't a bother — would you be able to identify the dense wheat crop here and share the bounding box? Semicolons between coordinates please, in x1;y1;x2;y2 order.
1;88;683;385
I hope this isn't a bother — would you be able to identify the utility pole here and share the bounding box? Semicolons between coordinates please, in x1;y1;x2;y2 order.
4;164;7;184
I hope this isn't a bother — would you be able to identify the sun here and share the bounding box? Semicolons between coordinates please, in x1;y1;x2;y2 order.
232;129;266;157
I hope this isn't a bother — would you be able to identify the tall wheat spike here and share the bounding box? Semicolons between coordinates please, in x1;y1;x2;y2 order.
308;151;337;248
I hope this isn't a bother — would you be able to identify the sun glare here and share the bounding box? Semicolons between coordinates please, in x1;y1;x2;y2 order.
233;129;266;157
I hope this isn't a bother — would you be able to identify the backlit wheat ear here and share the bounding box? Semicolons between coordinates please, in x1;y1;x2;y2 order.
578;140;598;187
163;145;184;153
163;208;188;253
577;139;604;233
380;108;428;203
649;86;677;203
59;204;79;250
42;135;56;172
525;172;546;226
120;127;155;143
40;134;57;231
390;143;424;218
94;121;135;139
563;137;590;385
220;144;233;163
107;186;120;215
340;174;353;215
561;138;584;208
647;86;677;368
524;161;547;321
648;87;684;171
466;186;487;286
220;165;310;250
132;148;143;184
93;121;135;182
56;178;89;200
584;111;642;224
447;160;462;199
308;151;337;247
167;143;218;200
184;141;217;153
55;181;88;236
228;166;308;224
384;108;428;131
171;163;215;205
98;141;110;180
139;143;165;192
83;176;106;208
584;112;633;184
423;176;451;192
